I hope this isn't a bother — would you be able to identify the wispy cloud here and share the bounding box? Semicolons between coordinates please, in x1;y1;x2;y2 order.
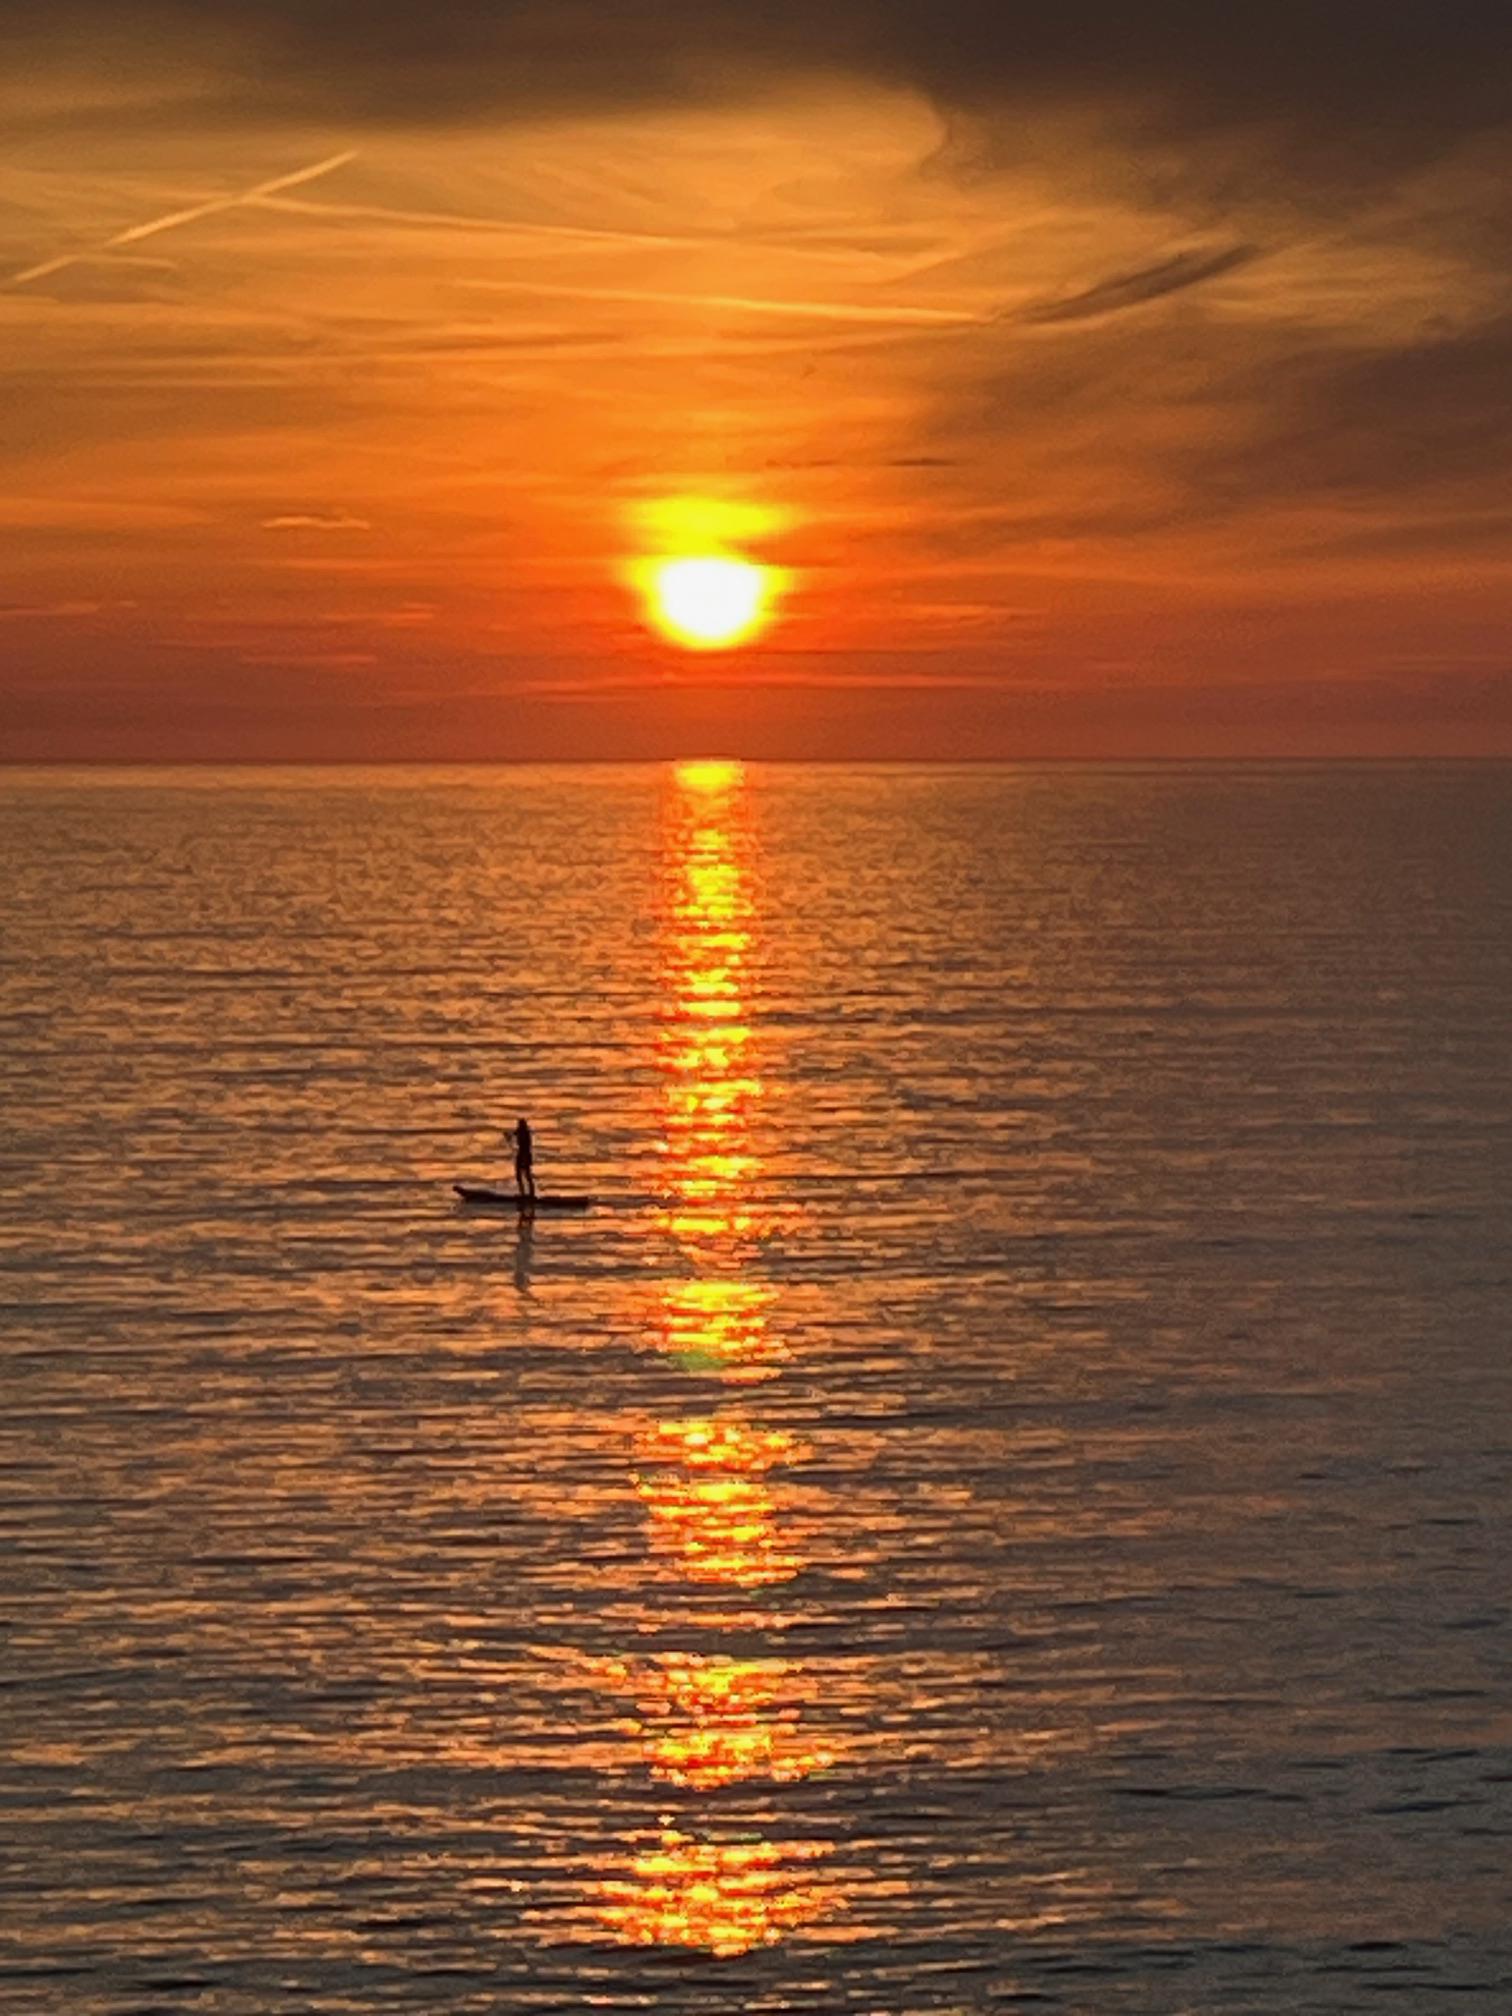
8;1;1509;200
262;511;372;531
466;277;981;327
517;663;1012;698
0;598;116;619
257;192;885;264
239;649;379;668
1020;244;1260;325
3;36;1510;759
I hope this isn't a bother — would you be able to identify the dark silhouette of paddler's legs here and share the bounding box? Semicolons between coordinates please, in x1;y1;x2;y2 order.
511;1114;537;1201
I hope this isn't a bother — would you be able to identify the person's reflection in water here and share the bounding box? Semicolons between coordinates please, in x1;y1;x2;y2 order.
513;1212;534;1296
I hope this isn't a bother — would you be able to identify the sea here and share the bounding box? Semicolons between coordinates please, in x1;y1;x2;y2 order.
2;760;1510;2014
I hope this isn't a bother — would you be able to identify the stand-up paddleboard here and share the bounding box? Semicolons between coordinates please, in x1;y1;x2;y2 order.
454;1184;593;1211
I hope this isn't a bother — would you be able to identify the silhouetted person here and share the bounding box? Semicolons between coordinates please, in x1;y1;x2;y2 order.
512;1116;537;1201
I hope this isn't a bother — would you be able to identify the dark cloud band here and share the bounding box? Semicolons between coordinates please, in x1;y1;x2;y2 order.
1020;245;1261;325
8;1;1512;178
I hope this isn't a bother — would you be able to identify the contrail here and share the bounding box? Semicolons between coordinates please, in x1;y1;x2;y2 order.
7;150;357;288
255;193;898;264
467;276;982;327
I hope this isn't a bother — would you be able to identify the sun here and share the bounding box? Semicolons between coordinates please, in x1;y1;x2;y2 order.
646;556;773;651
627;495;787;651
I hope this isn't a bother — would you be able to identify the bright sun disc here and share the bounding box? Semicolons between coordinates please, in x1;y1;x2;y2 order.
648;556;771;651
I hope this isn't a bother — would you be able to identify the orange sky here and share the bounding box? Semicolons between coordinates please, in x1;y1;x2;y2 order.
3;7;1512;757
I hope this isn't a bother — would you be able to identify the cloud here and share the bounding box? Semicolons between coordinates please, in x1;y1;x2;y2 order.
465;274;979;325
0;598;111;618
1225;313;1512;498
239;649;378;667
6;4;1512;198
1020;244;1260;324
3;6;1511;759
0;496;209;531
881;272;1512;590
262;511;372;531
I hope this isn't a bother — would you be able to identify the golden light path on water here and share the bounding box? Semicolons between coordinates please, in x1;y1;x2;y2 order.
598;758;840;1957
7;769;1511;2008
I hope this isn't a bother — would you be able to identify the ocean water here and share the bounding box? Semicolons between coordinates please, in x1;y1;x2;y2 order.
2;760;1510;2014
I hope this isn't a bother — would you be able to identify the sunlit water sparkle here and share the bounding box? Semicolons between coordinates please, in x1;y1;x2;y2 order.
3;761;1511;2012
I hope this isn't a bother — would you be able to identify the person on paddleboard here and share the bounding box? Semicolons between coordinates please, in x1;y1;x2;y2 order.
511;1116;537;1200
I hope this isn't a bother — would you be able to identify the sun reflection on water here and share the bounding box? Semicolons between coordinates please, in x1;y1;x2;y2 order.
634;1416;803;1589
596;756;839;1955
657;1278;787;1381
597;1652;836;1792
600;1829;832;1958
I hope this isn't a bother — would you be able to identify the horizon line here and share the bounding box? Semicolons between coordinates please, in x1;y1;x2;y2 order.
5;754;1512;771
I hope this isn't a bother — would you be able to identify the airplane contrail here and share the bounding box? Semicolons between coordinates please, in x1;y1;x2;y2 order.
254;193;900;264
7;150;358;289
467;276;982;327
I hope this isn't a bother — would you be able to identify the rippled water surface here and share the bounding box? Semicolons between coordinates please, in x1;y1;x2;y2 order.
3;761;1511;2013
